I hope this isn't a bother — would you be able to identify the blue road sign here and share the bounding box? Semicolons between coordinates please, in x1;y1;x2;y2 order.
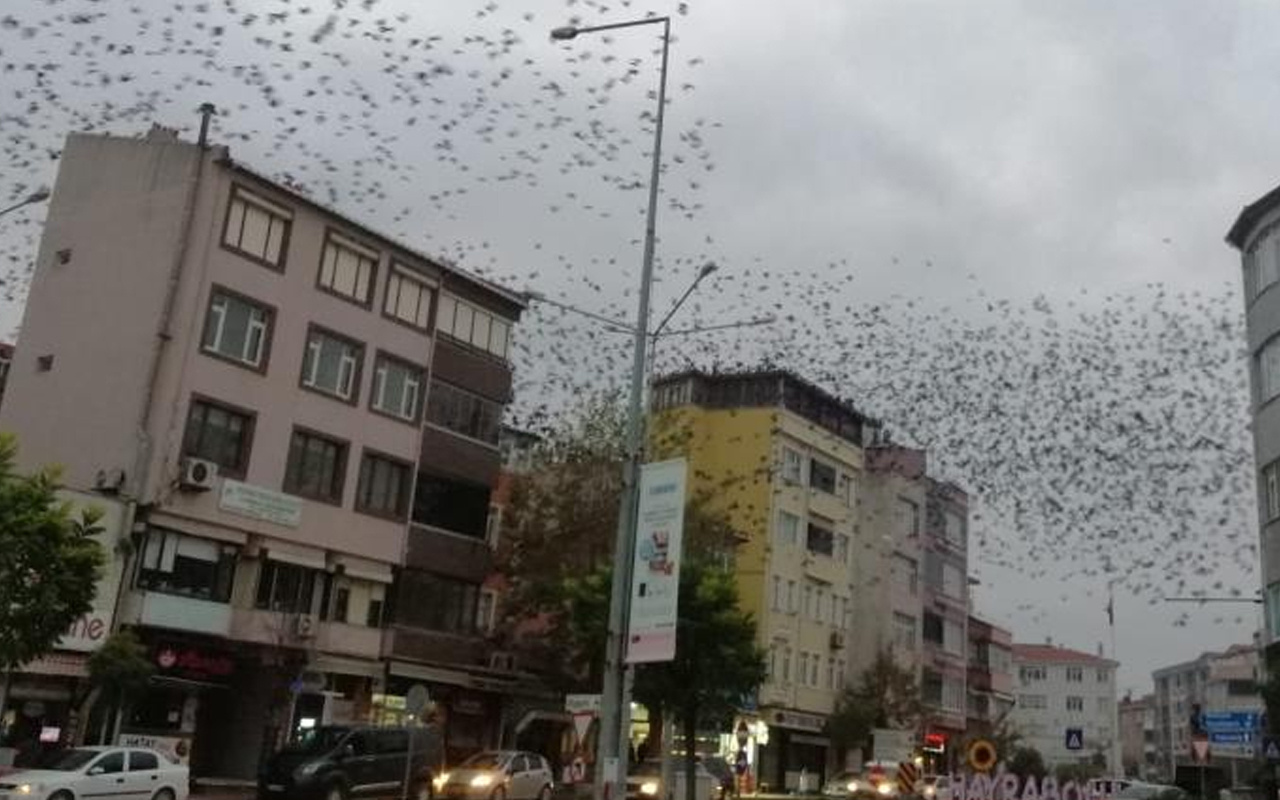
1209;731;1254;745
1201;712;1261;733
1263;736;1280;763
1065;728;1084;751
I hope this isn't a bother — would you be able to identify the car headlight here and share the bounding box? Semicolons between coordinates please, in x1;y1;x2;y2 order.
16;784;40;795
847;782;860;792
640;781;660;796
471;774;494;788
924;787;935;798
434;774;451;791
877;784;893;796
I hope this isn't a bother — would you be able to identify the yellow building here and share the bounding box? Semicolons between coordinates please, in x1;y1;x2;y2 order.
650;370;874;792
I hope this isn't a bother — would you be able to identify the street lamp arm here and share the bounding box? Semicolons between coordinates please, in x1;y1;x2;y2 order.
0;188;51;219
652;263;718;340
552;16;670;40
524;290;636;333
657;315;777;338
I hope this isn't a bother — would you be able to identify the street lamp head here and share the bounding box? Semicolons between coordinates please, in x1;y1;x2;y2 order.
521;288;546;303
25;188;50;204
550;26;579;41
698;262;718;279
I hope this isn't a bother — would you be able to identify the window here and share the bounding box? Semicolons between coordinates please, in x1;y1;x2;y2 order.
923;612;943;645
804;585;814;618
92;751;126;775
787;580;797;613
809;652;819;686
1098;697;1112;713
893;553;919;595
836;659;846;690
798;652;809;686
426;380;502;445
318;230;378;305
301;328;363;402
222;186;291;267
922;669;943;706
943;618;964;655
943;510;967;548
137;528;237;602
255;560;319;613
486;505;503;548
835;533;850;563
781;447;803;483
367;598;384;627
776;511;800;547
435;293;512;360
129;751;159;772
1264;461;1280;521
395;571;480;634
1247;230;1280;302
1268;583;1280;639
370;354;424;422
893;612;916;651
924;552;944;591
827;657;836;690
1097;668;1111;683
183;397;254;477
1067;696;1085;712
478;589;498;633
201;289;272;369
332;585;351;623
412;471;491;538
814;586;826;622
898;498;920;536
839;473;855;506
1259;336;1280;404
943;562;964;598
356;452;411;519
1067;666;1084;683
782;647;792;682
1018;694;1047;710
283;429;348;503
384;263;435;329
942;675;965;711
768;643;779;678
1020;665;1047;683
772;576;782;612
806;519;834;557
809;459;837;494
841;597;851;629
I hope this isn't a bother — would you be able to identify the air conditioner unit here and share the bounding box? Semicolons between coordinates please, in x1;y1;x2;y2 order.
488;651;517;672
93;467;126;494
179;457;218;492
294;614;317;639
830;631;846;650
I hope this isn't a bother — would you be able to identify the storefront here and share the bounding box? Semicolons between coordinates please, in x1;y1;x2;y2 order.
286;655;384;740
755;708;829;794
379;663;508;765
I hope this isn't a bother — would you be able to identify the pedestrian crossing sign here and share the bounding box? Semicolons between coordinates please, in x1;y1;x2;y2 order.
1065;728;1084;751
1264;736;1280;763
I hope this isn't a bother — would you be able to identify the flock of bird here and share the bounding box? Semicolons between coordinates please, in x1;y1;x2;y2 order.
0;0;1261;629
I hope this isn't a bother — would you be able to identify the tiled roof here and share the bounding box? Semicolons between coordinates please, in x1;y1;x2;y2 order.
1013;643;1117;667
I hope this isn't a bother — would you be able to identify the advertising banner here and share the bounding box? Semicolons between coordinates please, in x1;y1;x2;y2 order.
625;458;687;664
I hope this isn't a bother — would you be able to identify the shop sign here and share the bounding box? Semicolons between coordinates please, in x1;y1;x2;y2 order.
219;479;302;528
152;644;236;683
57;491;127;653
452;697;485;716
118;733;192;765
949;772;1092;800
626;458;687;664
764;708;825;733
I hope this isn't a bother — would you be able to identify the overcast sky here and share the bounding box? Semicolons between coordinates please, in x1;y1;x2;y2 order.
2;0;1278;693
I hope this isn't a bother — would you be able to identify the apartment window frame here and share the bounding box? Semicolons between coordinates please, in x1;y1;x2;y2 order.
1264;460;1280;522
355;449;413;521
1268;583;1280;640
893;612;917;651
369;351;425;424
1258;332;1280;406
1066;695;1085;713
426;379;502;447
1066;666;1084;683
806;518;835;558
1247;227;1280;305
1020;665;1047;683
255;560;319;614
220;184;292;271
316;228;379;308
182;395;256;479
809;458;837;495
136;528;238;603
283;426;350;505
300;325;365;405
781;447;803;484
776;510;800;548
435;292;512;361
200;285;275;373
382;261;436;332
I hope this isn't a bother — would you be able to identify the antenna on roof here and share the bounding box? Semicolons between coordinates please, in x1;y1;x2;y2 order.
197;102;216;149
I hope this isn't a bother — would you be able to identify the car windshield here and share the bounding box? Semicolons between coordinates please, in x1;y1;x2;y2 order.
283;726;352;754
43;749;103;771
460;753;505;770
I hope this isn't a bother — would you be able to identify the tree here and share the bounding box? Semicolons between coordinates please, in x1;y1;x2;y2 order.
86;630;154;743
826;651;924;759
631;561;766;800
0;433;105;675
1007;746;1047;782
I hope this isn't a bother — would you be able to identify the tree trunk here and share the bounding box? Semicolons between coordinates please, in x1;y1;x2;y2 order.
683;704;698;800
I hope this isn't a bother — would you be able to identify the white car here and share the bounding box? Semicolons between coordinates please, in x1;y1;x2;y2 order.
0;746;189;800
434;751;554;800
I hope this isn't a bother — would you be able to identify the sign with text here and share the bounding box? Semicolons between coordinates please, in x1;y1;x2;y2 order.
57;490;127;652
150;642;236;684
219;479;302;527
118;733;191;765
1201;711;1261;733
625;458;687;664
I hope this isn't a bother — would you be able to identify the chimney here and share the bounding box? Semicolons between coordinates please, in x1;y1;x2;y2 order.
197;102;216;148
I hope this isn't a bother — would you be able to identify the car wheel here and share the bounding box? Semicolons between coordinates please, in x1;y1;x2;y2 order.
50;791;73;800
326;782;349;800
491;787;506;800
153;789;176;800
538;786;552;800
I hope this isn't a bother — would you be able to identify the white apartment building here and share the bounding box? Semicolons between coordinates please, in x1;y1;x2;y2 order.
1010;643;1120;772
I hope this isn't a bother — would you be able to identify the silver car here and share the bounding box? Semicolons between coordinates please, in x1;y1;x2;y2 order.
434;752;553;800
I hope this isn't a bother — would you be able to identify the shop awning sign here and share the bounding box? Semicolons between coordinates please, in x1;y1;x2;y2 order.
625;458;687;665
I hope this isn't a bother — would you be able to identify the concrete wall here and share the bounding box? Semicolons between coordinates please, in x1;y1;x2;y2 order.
1011;652;1118;770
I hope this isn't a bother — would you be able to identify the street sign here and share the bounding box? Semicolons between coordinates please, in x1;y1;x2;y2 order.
405;684;430;716
1209;731;1254;745
1191;736;1210;764
1263;736;1280;763
626;458;687;664
1201;712;1261;733
1065;728;1084;751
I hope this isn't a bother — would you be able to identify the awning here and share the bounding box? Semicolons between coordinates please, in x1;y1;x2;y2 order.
263;539;327;570
22;652;88;679
311;654;384;680
388;660;472;687
330;554;394;584
147;511;248;546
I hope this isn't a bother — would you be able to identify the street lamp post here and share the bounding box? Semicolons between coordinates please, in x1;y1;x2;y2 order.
552;15;672;800
0;188;50;219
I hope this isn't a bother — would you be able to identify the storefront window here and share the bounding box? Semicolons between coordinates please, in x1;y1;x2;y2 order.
137;528;237;602
256;561;320;613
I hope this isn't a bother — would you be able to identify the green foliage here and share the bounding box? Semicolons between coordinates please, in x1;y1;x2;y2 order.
826;651;924;756
88;630;154;707
1007;746;1048;781
1054;760;1104;784
0;433;105;669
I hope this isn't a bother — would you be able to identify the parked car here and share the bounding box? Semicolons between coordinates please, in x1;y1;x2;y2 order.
258;725;441;800
1115;782;1187;800
433;751;554;800
0;746;188;800
822;770;865;798
625;760;716;800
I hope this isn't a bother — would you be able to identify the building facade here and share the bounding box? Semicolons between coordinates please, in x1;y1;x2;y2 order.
1227;195;1280;651
966;616;1014;738
1118;693;1157;780
1151;645;1262;787
1009;643;1119;772
0;127;523;779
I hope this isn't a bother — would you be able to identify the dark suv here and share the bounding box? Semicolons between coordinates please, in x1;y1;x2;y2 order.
259;725;442;800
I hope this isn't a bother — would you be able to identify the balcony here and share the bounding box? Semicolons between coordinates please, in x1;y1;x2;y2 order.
404;524;492;580
228;609;381;659
132;591;232;636
383;624;485;667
